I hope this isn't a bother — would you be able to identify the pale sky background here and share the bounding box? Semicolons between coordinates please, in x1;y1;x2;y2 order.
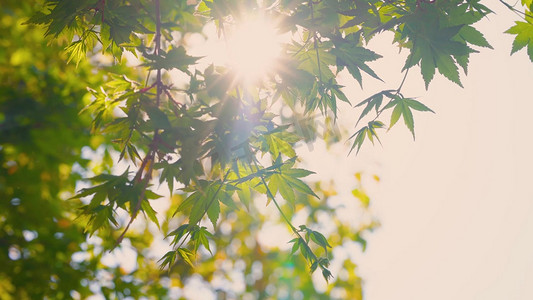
302;5;533;300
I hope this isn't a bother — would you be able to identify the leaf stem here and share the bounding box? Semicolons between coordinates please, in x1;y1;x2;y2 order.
396;66;410;94
499;0;533;20
155;0;162;107
309;1;323;84
251;158;326;274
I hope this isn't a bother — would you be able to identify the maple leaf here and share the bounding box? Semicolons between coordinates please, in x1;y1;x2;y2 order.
506;21;533;62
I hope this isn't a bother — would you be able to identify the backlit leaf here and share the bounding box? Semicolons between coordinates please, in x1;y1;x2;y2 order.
207;198;220;228
506;21;533;62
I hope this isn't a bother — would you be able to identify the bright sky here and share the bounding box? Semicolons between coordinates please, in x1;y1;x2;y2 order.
319;7;533;300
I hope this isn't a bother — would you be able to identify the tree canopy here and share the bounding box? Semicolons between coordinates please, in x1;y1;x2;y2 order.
1;0;532;299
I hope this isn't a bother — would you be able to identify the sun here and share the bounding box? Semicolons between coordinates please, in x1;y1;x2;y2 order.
226;16;282;82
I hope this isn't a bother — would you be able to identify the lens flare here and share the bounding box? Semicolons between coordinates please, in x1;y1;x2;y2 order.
227;16;282;82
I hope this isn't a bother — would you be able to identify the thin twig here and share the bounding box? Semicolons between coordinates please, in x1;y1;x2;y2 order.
499;0;533;20
113;0;163;248
368;51;412;124
309;1;323;84
155;0;162;107
396;66;410;94
250;158;325;273
114;148;155;247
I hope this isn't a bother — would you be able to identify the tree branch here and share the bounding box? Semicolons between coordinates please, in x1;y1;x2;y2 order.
113;0;163;248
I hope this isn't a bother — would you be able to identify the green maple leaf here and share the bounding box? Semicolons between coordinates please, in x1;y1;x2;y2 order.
348;121;385;155
206;197;220;228
292;42;336;81
505;21;533;62
458;25;493;49
331;42;382;87
400;6;485;88
388;97;434;139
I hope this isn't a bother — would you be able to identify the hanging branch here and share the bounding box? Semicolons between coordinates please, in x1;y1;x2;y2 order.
114;0;163;248
250;158;332;281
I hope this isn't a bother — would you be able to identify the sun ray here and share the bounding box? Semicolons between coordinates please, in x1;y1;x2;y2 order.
226;15;283;83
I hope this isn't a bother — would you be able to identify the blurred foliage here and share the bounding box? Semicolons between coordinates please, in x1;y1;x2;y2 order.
0;1;101;298
1;0;532;299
